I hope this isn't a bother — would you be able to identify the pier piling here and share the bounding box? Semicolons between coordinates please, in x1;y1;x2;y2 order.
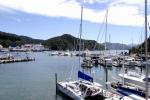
55;73;57;93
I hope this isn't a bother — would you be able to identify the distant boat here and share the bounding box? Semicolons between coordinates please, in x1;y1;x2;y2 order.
81;57;93;68
104;57;113;67
50;51;59;56
124;57;141;66
82;49;91;57
63;50;70;56
81;50;93;67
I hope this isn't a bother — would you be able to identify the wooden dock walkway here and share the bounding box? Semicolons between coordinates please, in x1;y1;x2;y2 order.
0;58;35;64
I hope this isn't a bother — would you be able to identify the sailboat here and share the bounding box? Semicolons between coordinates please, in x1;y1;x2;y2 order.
100;10;113;67
56;6;125;100
111;0;150;99
57;71;107;100
56;6;105;100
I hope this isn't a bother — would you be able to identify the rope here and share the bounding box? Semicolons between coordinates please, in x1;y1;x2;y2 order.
93;10;109;51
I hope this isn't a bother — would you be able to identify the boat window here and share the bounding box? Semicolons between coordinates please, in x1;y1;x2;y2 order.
143;78;150;82
85;88;93;96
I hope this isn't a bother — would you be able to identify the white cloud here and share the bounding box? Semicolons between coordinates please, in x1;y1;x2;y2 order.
0;5;16;14
110;0;144;6
0;0;149;26
108;4;144;26
84;0;110;4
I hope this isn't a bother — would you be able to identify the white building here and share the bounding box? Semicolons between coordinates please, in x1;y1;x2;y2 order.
9;44;44;51
21;44;33;51
32;44;45;51
21;44;44;51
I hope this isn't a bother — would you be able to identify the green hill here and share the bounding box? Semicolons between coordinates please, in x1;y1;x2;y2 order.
129;37;150;54
0;31;43;47
0;31;104;50
102;42;132;50
44;34;104;50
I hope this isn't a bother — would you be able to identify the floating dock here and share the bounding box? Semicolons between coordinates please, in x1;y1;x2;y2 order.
0;58;35;64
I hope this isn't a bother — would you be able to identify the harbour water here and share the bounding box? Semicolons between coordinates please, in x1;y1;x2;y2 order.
0;51;145;100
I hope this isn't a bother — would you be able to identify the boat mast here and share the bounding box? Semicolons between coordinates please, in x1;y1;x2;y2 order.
79;6;83;70
105;10;108;54
145;0;148;99
105;9;108;89
122;41;125;86
109;34;111;55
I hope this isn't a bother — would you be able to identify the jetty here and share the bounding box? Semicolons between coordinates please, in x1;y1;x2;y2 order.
0;57;35;64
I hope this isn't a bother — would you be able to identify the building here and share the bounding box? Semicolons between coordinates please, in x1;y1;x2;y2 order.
32;44;45;51
9;44;45;51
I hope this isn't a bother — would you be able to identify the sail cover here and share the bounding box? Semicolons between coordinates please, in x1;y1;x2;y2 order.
78;71;93;82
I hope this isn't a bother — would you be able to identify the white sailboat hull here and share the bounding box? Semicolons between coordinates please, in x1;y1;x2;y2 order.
57;80;124;100
57;81;83;100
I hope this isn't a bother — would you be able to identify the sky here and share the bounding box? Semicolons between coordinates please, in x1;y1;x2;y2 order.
0;0;150;44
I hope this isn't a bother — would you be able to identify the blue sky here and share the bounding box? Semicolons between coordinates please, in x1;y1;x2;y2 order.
0;0;150;44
